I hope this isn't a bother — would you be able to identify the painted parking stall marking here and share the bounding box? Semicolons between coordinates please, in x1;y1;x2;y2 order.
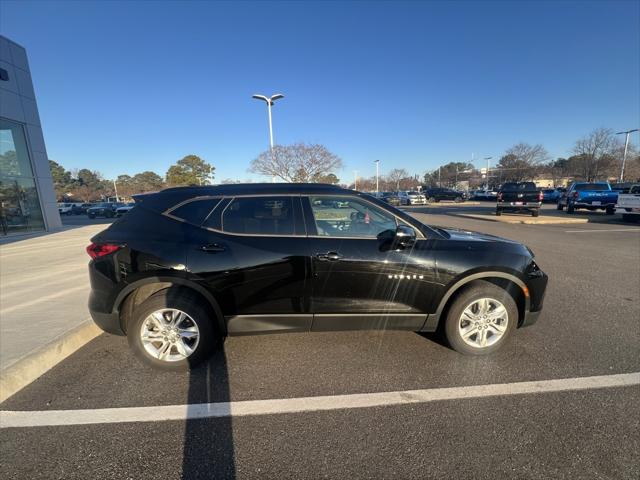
2;372;637;429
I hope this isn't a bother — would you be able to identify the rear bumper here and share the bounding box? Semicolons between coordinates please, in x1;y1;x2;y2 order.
90;308;124;335
574;202;615;208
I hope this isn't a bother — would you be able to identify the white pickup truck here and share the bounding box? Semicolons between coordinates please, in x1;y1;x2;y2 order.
617;184;640;222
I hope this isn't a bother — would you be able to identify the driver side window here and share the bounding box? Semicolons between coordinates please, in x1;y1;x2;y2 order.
308;196;397;238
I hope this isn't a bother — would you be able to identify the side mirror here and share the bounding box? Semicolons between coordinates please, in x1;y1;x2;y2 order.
395;224;416;248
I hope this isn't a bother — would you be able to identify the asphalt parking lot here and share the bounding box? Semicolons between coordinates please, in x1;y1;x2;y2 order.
1;204;639;479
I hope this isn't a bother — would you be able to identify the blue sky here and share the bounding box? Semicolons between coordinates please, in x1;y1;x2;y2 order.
1;0;638;183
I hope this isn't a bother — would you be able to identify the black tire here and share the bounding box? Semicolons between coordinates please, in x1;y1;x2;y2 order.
566;203;575;214
495;209;502;216
605;206;615;215
532;209;539;217
88;214;96;219
127;288;218;370
557;202;564;211
454;196;463;203
444;281;518;356
428;197;436;203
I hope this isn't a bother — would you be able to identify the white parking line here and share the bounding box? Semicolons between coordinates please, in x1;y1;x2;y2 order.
0;285;87;315
1;372;637;428
565;228;640;233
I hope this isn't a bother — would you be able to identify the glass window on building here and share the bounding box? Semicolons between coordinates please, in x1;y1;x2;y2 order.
0;118;45;235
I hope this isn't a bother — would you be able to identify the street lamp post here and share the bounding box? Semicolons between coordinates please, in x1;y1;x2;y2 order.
484;156;493;190
252;93;284;182
374;160;380;193
615;129;639;183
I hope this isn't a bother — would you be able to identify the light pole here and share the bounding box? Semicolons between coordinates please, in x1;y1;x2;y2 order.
374;159;380;193
354;170;358;190
615;129;638;183
484;156;493;190
112;179;119;202
252;93;284;182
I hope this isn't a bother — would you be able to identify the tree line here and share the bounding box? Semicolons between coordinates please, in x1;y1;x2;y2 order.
423;128;639;189
50;155;215;201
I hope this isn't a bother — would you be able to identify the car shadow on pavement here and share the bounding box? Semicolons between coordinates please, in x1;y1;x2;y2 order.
182;344;236;479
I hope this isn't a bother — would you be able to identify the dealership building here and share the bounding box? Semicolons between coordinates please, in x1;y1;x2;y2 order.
0;35;61;236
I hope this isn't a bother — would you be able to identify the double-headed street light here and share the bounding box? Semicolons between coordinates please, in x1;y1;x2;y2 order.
252;93;284;182
615;129;639;183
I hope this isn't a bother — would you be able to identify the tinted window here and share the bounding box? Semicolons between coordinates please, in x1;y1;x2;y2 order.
574;183;609;191
309;196;397;237
630;185;640;194
170;198;220;226
222;197;295;235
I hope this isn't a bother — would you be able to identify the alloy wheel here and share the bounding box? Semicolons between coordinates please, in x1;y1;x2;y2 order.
140;308;200;362
458;298;508;348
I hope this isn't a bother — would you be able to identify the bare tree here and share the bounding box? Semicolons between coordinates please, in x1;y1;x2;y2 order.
572;128;616;181
497;143;550;182
249;143;343;183
386;168;410;190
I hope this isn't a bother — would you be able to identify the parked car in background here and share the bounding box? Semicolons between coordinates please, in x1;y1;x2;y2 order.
616;184;640;222
541;188;564;203
395;191;412;205
115;202;136;217
557;182;618;214
87;202;123;219
472;189;498;201
380;192;401;206
87;183;547;369
57;202;81;215
496;182;543;217
406;191;426;205
423;188;465;203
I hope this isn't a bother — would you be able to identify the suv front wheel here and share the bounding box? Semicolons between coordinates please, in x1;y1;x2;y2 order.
127;289;218;370
444;281;517;355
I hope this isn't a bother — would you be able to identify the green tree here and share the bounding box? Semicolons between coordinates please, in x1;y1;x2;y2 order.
312;172;340;184
49;160;73;199
132;171;164;192
166;155;215;186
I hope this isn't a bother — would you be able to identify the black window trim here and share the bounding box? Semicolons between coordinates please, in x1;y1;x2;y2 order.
162;192;428;239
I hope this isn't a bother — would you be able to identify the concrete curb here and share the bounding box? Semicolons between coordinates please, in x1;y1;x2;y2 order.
457;213;590;225
0;321;102;403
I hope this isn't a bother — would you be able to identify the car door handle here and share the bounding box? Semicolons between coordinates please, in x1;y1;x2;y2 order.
315;251;342;261
201;243;225;253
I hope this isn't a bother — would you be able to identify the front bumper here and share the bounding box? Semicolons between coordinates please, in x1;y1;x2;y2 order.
521;310;541;327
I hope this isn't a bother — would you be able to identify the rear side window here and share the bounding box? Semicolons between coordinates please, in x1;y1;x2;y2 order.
222;197;295;235
169;198;221;226
631;185;640;194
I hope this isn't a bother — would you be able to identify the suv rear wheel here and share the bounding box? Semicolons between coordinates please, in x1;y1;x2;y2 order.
444;281;517;355
127;289;218;370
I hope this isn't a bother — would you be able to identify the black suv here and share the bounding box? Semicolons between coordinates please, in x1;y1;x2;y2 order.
88;183;547;369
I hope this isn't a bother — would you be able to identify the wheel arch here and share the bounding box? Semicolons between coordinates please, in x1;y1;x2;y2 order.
424;271;530;331
114;276;225;334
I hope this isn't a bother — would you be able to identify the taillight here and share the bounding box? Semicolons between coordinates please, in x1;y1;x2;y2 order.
573;191;579;199
86;243;122;259
497;192;503;201
538;191;544;201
